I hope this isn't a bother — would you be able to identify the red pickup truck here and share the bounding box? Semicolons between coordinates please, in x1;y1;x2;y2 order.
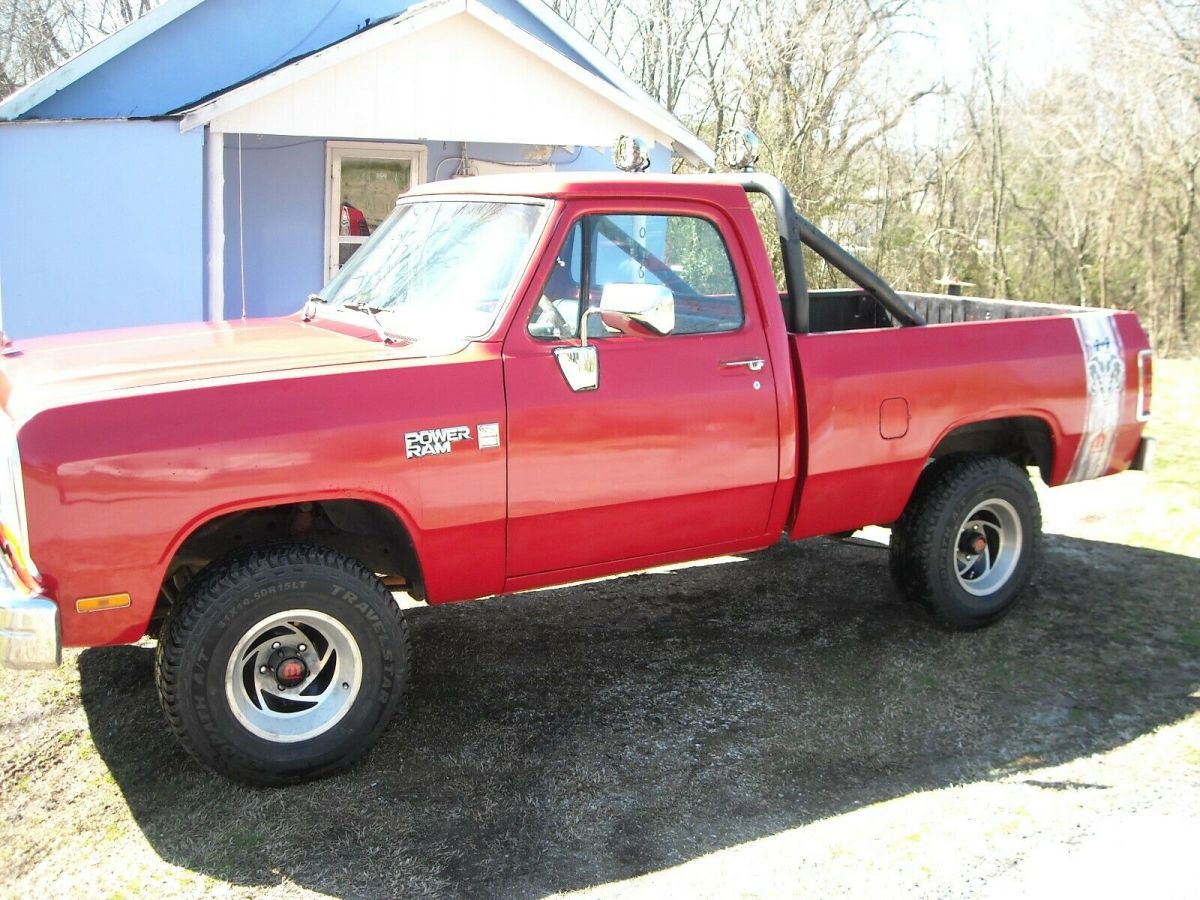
0;172;1153;784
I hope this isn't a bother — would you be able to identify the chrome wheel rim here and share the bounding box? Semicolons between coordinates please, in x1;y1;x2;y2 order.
225;609;362;743
954;498;1022;597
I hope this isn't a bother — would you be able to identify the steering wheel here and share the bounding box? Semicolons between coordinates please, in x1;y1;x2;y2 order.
536;295;573;336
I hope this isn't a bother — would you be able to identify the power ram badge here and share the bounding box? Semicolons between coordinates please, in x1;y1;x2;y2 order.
405;426;472;458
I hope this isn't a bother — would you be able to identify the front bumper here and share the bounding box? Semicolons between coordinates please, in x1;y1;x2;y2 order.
0;570;60;669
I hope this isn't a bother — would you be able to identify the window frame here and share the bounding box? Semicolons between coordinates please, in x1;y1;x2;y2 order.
324;141;427;282
527;209;747;341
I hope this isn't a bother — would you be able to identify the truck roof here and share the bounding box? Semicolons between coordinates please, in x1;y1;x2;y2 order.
404;171;752;204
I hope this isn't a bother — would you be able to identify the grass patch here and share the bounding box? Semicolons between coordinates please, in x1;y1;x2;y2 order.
1140;359;1200;554
1178;623;1200;651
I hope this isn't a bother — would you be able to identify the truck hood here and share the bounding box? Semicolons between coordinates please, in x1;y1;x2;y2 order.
0;316;469;420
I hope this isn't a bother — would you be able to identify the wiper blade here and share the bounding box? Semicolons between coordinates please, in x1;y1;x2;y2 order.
342;302;407;345
302;293;325;321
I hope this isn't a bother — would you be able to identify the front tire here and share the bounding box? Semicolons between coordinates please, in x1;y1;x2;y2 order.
155;544;409;785
889;455;1041;630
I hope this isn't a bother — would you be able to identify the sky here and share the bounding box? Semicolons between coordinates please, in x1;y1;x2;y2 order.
922;0;1090;89
891;0;1092;143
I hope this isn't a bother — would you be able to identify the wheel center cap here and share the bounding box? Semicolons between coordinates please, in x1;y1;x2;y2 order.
960;532;988;555
276;656;308;688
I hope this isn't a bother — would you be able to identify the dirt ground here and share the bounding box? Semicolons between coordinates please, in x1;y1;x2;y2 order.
1;361;1197;899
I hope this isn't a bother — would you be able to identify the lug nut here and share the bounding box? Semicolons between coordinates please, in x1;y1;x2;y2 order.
298;644;307;652
271;641;281;649
259;665;268;674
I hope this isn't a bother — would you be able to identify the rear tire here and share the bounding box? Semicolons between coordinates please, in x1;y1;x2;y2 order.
889;455;1041;630
155;544;409;785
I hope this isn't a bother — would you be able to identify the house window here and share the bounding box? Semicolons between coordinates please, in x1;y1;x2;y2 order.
325;142;426;281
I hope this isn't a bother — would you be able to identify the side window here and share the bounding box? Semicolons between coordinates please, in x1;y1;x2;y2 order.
528;222;583;339
528;214;743;339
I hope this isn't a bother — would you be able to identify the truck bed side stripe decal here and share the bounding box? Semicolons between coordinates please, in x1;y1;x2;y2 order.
1066;312;1125;483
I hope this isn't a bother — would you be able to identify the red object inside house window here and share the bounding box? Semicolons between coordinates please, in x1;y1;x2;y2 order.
340;203;371;237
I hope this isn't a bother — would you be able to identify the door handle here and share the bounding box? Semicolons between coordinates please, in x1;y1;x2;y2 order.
720;358;765;372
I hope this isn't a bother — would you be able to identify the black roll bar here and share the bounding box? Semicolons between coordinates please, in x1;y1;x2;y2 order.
721;173;926;332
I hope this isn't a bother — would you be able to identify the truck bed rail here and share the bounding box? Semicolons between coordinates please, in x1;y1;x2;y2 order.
900;292;1080;325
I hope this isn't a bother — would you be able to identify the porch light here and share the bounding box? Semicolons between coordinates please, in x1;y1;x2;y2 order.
613;135;651;172
717;128;760;172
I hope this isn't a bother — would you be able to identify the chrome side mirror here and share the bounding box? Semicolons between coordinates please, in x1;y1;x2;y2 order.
599;283;675;336
553;307;604;392
553;345;598;392
550;288;674;393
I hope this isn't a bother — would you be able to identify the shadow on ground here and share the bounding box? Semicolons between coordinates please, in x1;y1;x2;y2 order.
79;534;1200;898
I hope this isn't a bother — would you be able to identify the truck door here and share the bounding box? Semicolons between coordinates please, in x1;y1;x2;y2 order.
502;204;780;577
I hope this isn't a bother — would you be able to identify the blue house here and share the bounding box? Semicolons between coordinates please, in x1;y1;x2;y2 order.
0;0;712;338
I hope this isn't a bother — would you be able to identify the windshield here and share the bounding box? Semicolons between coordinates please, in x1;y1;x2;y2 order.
319;198;547;339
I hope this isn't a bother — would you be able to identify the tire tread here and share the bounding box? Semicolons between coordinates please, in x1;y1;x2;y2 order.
154;543;410;784
889;455;1041;630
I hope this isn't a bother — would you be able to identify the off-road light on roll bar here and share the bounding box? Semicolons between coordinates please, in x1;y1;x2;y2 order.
613;135;651;172
717;129;760;172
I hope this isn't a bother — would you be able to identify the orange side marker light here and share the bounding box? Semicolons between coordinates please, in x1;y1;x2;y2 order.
75;593;132;614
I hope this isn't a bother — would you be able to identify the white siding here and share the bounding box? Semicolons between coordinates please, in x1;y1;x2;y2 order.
205;12;675;149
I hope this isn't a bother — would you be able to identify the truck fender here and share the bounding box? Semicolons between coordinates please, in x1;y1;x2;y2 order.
922;411;1062;488
150;492;426;634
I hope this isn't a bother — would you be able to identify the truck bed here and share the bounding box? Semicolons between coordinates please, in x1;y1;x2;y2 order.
802;289;1080;334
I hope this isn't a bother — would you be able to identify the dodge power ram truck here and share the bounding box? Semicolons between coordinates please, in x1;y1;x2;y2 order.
0;170;1153;784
